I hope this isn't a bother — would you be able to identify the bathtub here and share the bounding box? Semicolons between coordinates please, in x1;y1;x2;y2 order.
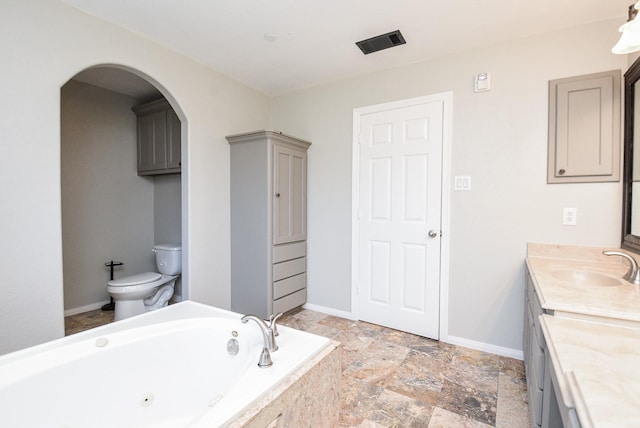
0;301;340;427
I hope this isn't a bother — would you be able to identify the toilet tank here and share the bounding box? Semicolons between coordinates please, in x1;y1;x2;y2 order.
153;244;182;275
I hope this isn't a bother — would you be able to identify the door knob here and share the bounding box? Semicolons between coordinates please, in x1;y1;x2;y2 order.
428;230;439;238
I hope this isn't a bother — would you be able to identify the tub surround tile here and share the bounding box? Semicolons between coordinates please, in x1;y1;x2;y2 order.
230;340;341;428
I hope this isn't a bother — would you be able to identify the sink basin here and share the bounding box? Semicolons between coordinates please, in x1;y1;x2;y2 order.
550;269;623;286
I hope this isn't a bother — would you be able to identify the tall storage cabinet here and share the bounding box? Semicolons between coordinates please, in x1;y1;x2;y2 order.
227;130;311;319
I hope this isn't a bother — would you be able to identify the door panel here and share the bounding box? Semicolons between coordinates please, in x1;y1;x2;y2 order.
358;100;443;339
273;144;307;245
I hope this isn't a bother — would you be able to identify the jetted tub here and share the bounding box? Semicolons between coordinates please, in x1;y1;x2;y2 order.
0;301;340;427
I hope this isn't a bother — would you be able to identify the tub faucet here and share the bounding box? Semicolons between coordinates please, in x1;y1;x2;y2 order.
603;251;640;285
241;314;278;368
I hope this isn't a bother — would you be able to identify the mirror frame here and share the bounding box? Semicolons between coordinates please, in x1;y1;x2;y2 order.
623;56;640;253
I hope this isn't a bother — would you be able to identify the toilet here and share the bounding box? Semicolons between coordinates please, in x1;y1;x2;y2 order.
107;244;182;321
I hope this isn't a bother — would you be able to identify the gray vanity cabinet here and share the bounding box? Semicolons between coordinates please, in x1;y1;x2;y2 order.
524;269;547;428
133;99;181;175
227;130;311;319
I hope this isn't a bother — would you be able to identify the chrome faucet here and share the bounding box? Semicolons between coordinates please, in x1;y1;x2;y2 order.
603;251;640;285
240;313;282;368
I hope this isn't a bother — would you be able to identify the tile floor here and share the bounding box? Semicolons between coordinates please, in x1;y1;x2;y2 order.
65;307;529;427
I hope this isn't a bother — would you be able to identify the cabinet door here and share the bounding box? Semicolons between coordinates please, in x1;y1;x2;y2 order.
547;70;620;183
166;108;181;170
137;110;167;172
273;144;307;245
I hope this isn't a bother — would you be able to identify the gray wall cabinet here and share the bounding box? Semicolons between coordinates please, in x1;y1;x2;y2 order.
227;130;311;319
547;70;621;183
133;98;181;175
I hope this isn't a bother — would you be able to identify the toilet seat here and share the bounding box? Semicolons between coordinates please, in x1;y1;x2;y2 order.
108;272;162;287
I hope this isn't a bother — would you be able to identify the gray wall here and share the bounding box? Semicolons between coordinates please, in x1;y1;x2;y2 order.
61;80;185;313
271;19;629;353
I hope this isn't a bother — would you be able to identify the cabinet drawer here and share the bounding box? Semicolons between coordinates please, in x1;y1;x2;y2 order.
273;273;306;300
273;288;306;314
530;340;545;390
528;384;544;427
273;257;306;282
273;241;306;263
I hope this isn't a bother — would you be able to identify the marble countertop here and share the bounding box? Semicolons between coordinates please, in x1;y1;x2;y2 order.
540;314;640;428
526;243;640;323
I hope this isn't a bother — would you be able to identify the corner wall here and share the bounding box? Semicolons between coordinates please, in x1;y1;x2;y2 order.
61;80;156;312
0;0;270;354
271;20;629;352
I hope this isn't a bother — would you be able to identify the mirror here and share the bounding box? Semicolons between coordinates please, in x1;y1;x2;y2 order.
623;57;640;252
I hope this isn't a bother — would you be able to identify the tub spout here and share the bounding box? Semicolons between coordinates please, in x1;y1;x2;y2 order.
241;315;275;368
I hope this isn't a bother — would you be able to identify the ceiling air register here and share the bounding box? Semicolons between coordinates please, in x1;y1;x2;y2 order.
356;30;406;55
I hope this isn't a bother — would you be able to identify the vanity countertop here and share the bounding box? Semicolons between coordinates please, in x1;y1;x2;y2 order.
526;242;640;324
540;314;640;428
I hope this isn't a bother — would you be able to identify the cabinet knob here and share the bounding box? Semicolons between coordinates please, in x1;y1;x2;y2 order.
558;169;565;175
275;193;280;198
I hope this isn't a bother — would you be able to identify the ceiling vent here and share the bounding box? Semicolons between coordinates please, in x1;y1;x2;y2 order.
356;30;406;55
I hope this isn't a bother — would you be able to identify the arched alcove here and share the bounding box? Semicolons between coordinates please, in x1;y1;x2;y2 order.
60;64;188;330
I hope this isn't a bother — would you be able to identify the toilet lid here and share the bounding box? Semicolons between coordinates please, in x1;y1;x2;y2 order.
108;272;162;286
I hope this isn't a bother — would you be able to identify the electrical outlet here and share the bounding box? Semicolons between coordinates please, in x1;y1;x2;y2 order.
563;208;577;226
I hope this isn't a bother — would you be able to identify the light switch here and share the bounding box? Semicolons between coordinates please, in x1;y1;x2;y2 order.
454;176;471;191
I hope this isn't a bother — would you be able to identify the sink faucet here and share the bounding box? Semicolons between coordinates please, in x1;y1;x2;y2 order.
603;251;640;285
240;313;282;368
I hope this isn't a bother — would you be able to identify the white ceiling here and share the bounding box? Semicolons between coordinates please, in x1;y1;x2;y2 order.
62;0;630;97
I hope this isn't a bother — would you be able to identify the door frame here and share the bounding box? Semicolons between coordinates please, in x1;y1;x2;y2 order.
351;92;453;340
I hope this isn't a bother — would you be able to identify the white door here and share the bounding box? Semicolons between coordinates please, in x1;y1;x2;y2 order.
356;98;444;339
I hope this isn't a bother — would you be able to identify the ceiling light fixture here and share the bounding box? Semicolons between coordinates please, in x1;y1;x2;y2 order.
612;1;640;54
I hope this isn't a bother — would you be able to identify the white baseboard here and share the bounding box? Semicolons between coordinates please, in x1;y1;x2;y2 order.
64;300;111;317
301;303;356;320
445;335;524;360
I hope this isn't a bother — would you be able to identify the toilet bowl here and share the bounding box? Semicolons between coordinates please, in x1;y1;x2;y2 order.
107;244;182;321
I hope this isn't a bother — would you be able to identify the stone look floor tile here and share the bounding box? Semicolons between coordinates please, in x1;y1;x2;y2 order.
496;372;529;428
366;388;433;427
64;308;113;335
428;407;493;428
438;380;498;426
385;348;449;406
65;307;528;428
343;340;410;386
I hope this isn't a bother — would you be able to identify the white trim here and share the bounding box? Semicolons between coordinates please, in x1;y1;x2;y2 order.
351;92;453;340
445;335;524;360
64;300;111;317
302;303;356;320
